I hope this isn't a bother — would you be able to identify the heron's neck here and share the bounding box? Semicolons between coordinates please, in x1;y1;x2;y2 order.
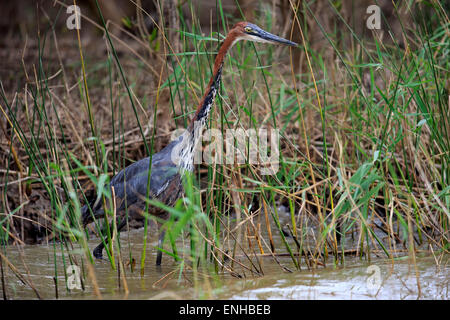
191;64;223;128
177;66;223;172
179;32;239;171
189;32;238;132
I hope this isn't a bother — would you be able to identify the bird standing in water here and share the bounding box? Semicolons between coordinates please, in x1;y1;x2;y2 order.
81;21;297;265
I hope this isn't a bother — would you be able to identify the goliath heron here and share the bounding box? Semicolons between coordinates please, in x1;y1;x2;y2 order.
81;21;297;264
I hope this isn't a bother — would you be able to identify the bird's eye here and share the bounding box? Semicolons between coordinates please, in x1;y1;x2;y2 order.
244;26;253;33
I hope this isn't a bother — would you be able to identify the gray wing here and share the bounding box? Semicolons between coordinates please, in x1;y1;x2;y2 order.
111;140;180;199
81;138;181;225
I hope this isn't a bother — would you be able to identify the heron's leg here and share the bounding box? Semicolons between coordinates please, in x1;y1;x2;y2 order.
156;226;166;266
93;217;127;259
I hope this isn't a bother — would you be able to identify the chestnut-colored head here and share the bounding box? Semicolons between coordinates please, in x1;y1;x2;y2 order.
192;21;298;127
230;21;298;47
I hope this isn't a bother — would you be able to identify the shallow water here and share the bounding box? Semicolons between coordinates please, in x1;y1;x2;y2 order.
2;227;448;300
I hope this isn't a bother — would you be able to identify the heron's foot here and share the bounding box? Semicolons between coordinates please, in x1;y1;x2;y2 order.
93;245;104;259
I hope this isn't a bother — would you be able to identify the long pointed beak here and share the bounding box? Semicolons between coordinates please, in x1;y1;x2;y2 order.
258;30;298;47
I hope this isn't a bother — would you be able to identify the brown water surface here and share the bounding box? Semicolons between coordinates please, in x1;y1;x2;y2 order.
2;228;448;300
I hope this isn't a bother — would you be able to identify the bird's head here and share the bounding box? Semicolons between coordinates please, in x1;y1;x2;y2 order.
231;21;298;47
